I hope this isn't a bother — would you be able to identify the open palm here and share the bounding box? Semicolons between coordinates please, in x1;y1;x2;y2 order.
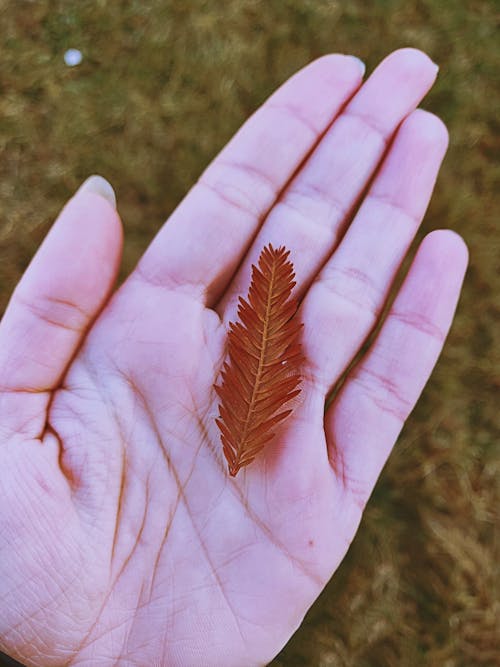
0;49;467;667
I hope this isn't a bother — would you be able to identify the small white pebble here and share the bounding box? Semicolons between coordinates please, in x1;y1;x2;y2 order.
64;49;83;67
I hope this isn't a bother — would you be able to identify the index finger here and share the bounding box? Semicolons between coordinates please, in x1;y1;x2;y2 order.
132;54;365;301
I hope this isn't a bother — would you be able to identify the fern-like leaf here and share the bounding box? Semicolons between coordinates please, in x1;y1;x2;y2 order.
215;244;303;476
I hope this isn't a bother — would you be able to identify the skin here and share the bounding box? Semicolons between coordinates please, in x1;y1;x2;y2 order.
0;48;468;667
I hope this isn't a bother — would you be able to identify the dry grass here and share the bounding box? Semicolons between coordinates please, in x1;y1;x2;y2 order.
0;1;498;665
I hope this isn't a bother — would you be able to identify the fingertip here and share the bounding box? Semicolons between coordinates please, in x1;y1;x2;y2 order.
405;109;449;148
416;231;469;304
423;229;469;272
76;175;117;210
384;47;439;76
339;54;366;77
418;108;448;137
346;47;440;132
67;176;123;254
347;55;366;77
304;52;366;86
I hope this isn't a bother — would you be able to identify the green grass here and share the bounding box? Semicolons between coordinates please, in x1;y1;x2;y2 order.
1;1;498;665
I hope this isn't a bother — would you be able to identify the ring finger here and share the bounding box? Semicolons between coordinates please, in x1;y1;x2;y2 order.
301;107;449;392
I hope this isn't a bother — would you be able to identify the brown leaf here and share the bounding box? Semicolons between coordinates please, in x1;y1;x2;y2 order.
215;244;303;476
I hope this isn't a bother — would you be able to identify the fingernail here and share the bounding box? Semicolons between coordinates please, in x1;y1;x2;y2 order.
348;55;366;76
77;175;116;209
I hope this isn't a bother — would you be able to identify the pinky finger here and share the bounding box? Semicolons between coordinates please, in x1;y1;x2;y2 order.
326;230;468;510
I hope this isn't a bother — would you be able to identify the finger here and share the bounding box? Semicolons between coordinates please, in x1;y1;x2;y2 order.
325;230;468;513
301;108;449;391
0;176;122;434
133;54;365;300
218;48;439;321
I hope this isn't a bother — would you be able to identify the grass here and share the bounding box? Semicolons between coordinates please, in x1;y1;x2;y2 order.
0;1;498;665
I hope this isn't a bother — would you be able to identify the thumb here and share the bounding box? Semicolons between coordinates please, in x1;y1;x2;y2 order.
0;176;123;435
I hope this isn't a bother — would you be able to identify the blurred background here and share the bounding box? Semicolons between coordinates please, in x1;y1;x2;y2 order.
0;1;498;665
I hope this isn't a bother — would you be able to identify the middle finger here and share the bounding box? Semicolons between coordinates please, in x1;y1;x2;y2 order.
217;48;438;320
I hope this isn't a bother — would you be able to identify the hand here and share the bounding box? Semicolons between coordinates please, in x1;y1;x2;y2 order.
0;48;467;667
